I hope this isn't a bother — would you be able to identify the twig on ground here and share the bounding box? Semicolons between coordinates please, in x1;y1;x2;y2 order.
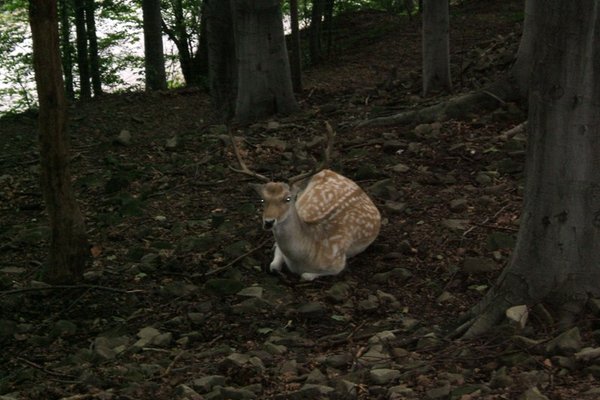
0;284;141;297
203;237;271;277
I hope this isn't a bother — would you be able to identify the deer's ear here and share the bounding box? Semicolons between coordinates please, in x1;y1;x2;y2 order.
249;183;264;196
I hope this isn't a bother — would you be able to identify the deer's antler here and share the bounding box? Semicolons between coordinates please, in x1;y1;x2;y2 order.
288;121;335;185
228;128;271;182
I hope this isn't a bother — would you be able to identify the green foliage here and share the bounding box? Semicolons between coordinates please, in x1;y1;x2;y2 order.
0;8;36;114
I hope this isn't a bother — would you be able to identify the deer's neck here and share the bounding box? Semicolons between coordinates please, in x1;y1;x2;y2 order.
273;204;312;256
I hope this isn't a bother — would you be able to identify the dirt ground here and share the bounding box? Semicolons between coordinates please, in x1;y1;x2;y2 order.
2;1;599;399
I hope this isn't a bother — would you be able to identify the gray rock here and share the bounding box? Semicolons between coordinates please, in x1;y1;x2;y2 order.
232;298;272;315
426;384;451;399
165;135;179;150
326;282;351;303
368;179;402;200
391;163;410;173
218;386;256;399
370;368;400;384
236;286;264;298
384;200;407;214
368;330;396;344
306;368;328;384
358;345;391;368
358;295;379;311
551;355;576;370
517;370;549;388
486;231;516;250
388;384;415;398
192;375;227;392
139;253;160;272
115;129;131;146
414;123;433;136
373;268;413;283
519;387;549;400
489;366;513;388
325;353;353;368
376;290;400;308
152;332;172;346
175;384;203;400
574;347;600;362
441;218;470;231
449;198;468;212
49;320;77;338
335;379;357;399
298;383;335;396
475;172;493;185
296;302;326;317
545;327;583;355
506;305;529;329
462;257;498;274
263;342;287;355
262;137;287;151
588;298;600;316
436;291;455;303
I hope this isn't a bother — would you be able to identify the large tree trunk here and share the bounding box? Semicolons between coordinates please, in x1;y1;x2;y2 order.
510;0;537;98
231;0;298;123
59;0;74;100
289;0;303;92
457;0;600;339
142;0;168;90
85;0;102;96
422;0;451;96
73;0;90;99
205;0;236;120
29;0;89;284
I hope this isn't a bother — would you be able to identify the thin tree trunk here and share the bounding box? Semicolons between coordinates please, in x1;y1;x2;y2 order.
29;0;89;284
289;0;303;92
85;0;102;96
309;0;324;65
196;0;209;77
322;0;334;56
422;0;451;96
59;0;74;99
74;0;90;99
205;0;236;120
142;0;168;90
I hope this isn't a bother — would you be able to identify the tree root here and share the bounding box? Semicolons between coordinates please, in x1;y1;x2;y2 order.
357;78;520;128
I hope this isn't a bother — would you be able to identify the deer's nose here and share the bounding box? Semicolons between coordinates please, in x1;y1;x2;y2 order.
263;219;275;230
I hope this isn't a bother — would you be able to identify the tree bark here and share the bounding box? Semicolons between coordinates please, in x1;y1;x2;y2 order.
309;0;324;65
84;0;102;96
142;0;168;90
73;0;90;99
457;0;600;339
28;0;89;284
289;0;303;92
59;0;74;100
205;0;236;120
231;0;298;123
422;0;451;96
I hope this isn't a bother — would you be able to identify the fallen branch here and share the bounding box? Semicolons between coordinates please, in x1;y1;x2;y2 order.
203;236;272;277
0;284;140;297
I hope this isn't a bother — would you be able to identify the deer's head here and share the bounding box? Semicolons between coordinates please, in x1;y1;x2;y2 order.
251;182;297;230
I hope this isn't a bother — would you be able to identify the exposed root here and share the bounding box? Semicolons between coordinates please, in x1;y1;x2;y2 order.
357;78;520;128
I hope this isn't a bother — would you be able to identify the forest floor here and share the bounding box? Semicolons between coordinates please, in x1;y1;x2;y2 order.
2;1;600;399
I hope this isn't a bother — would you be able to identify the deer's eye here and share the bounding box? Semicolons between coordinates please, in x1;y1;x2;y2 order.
284;196;292;203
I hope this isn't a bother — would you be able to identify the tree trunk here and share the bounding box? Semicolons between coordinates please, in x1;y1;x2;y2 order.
422;0;451;96
142;0;168;90
28;0;89;284
289;0;303;92
73;0;90;99
309;0;324;65
196;0;209;77
59;0;74;100
457;0;600;339
84;0;102;96
231;0;298;123
322;0;334;56
205;0;236;120
510;0;537;98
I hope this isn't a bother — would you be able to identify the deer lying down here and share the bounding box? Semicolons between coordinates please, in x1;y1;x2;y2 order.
252;169;381;280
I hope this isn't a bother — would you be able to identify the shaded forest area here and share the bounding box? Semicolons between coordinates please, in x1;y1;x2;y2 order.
2;1;599;399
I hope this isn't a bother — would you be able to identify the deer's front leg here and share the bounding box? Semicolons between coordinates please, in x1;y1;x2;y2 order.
269;244;284;272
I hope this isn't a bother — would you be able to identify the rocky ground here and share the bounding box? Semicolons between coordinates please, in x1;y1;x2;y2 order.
3;1;600;399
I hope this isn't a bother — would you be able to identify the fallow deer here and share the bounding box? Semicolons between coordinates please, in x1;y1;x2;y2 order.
230;123;381;281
